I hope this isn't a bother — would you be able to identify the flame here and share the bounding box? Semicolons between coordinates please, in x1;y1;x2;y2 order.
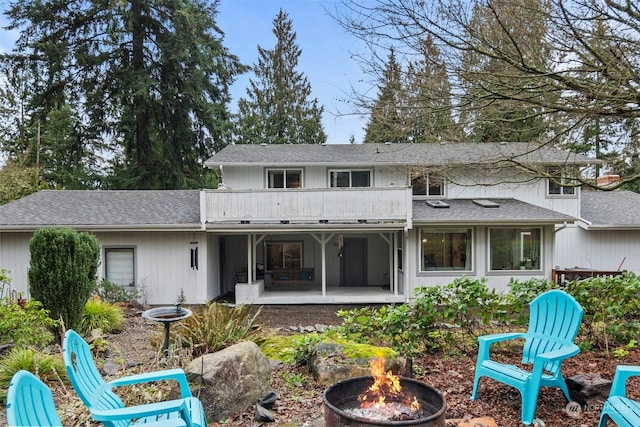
358;357;421;416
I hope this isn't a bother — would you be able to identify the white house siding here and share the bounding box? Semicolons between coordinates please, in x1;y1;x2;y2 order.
95;231;211;305
220;165;409;190
447;175;579;218
554;224;638;272
404;225;553;297
0;233;32;297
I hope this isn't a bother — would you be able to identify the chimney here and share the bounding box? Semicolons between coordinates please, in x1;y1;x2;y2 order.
596;172;620;188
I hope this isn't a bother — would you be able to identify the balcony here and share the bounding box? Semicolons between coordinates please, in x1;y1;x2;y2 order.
204;187;412;227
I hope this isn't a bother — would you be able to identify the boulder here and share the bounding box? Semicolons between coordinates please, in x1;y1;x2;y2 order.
185;341;271;421
309;342;411;386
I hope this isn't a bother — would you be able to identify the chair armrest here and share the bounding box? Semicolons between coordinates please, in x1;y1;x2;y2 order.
108;368;192;398
90;399;193;426
478;332;525;345
610;365;640;397
536;344;581;362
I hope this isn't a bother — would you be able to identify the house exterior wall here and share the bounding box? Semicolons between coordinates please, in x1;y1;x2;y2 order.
95;231;212;305
554;224;637;272
404;225;554;295
0;230;214;305
0;233;32;297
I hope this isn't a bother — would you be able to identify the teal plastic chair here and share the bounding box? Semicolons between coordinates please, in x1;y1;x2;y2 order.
598;365;640;426
471;289;584;425
6;370;63;426
62;329;207;427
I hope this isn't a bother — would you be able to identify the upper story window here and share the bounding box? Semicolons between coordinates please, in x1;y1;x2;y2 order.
329;170;371;188
267;169;302;189
412;172;444;197
547;168;575;196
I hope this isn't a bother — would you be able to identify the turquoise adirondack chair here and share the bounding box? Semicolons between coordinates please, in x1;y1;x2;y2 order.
62;329;208;427
471;289;584;425
599;365;640;426
7;370;63;426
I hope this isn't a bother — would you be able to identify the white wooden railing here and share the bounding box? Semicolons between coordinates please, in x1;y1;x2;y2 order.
203;187;412;223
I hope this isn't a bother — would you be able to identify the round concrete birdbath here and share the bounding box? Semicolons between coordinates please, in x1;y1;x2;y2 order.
142;305;192;355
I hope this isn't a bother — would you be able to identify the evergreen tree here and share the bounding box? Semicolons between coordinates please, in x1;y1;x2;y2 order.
458;0;553;143
404;36;458;143
236;9;326;144
363;49;406;143
4;0;245;189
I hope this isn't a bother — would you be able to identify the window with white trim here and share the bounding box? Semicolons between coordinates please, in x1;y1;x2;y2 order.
419;228;472;272
267;169;302;188
548;168;575;195
104;247;135;287
412;172;444;197
489;228;541;270
329;170;371;187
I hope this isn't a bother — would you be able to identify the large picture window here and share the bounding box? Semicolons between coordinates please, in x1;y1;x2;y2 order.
265;242;302;270
412;172;444;197
420;228;472;271
489;228;541;270
104;247;135;287
267;169;302;188
329;170;371;187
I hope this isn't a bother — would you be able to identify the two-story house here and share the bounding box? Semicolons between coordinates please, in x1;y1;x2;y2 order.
1;142;637;305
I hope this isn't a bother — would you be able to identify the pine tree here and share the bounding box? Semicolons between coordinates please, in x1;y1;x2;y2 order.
457;0;555;143
235;9;326;144
4;0;245;189
404;36;458;143
363;49;407;143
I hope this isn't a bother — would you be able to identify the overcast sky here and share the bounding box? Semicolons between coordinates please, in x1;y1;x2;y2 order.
0;0;370;144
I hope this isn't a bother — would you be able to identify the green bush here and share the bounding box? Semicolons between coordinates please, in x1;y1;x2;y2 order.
0;347;66;388
0;298;59;348
94;278;140;303
28;227;100;331
81;296;125;334
564;272;640;353
173;302;263;356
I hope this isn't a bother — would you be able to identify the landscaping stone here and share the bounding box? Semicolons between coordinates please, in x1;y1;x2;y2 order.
309;342;410;386
567;373;612;405
184;341;271;422
446;417;499;427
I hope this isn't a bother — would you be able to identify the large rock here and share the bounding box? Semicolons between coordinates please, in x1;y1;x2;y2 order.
309;342;411;386
184;341;271;422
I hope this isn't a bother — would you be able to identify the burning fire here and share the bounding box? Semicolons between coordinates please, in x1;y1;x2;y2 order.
357;357;421;419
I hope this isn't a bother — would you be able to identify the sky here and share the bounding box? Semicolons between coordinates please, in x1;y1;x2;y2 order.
0;0;371;144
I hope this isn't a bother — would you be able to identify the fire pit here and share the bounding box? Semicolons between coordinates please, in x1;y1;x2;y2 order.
323;358;446;426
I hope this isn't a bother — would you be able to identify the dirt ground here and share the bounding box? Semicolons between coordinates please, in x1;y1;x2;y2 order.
5;304;639;427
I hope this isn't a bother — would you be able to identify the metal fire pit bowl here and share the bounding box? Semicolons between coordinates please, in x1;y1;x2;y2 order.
323;376;447;427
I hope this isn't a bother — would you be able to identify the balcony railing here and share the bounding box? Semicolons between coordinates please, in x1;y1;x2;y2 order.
204;187;412;224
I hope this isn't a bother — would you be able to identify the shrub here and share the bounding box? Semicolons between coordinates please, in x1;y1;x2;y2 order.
173;302;263;356
28;227;100;331
0;298;59;348
0;347;66;388
94;278;141;304
564;272;640;353
81;296;125;334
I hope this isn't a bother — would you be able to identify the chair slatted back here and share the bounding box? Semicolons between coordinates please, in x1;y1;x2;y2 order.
522;289;584;373
7;370;63;427
63;330;129;426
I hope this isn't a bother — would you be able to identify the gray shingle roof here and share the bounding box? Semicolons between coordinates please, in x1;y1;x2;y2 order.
412;198;575;224
204;142;596;167
0;190;201;229
580;190;640;228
